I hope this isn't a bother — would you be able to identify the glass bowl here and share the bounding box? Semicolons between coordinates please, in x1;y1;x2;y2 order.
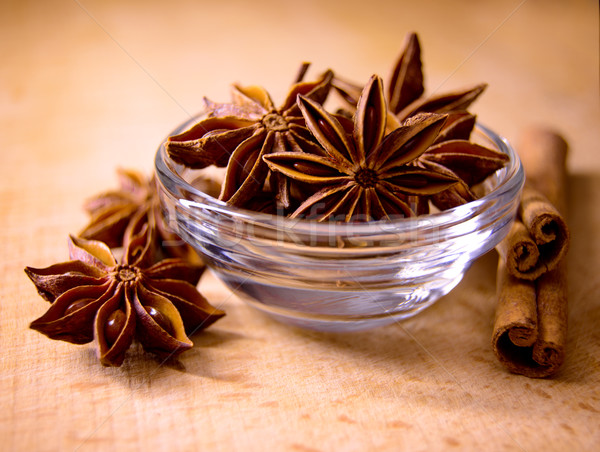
154;117;524;332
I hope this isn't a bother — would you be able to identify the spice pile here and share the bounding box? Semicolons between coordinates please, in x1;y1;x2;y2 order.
25;32;512;367
25;171;224;367
166;32;507;221
493;127;570;378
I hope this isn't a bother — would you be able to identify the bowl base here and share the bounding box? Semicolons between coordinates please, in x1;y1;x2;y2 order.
218;271;464;332
242;296;440;332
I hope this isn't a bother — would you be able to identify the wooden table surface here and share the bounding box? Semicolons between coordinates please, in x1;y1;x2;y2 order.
1;1;599;451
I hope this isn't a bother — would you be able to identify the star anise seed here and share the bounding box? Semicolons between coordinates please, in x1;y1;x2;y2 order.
263;75;458;221
417;137;509;210
396;82;487;122
165;68;333;208
387;32;425;115
331;32;487;127
25;229;224;367
80;168;202;265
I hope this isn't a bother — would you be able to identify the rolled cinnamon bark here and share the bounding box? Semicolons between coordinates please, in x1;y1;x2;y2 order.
492;260;568;377
492;127;569;378
496;185;569;280
497;128;569;280
532;262;568;369
518;128;568;211
493;259;537;349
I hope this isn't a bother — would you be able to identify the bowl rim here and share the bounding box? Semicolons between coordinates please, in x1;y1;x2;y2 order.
155;116;524;235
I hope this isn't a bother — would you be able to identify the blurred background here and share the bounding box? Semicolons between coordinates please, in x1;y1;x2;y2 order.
2;0;598;179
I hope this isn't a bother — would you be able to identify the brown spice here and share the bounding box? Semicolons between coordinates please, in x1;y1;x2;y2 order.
331;32;487;127
25;229;224;367
263;76;459;221
80;168;203;265
492;127;569;378
416;132;509;211
496;184;569;280
165;68;333;208
497;128;570;279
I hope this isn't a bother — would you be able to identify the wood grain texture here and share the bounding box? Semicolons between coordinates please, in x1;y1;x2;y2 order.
1;0;599;451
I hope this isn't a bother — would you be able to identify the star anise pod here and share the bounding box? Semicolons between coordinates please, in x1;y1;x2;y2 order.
432;110;477;144
25;229;224;367
331;32;487;125
396;83;487;123
387;32;425;116
80;168;149;248
165;68;333;208
263;75;458;221
79;168;202;264
417;136;510;210
397;112;509;209
330;33;422;118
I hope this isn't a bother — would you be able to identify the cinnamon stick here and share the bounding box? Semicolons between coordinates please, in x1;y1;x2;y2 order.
492;127;569;378
532;262;568;369
496;185;569;280
494;259;537;349
492;260;568;377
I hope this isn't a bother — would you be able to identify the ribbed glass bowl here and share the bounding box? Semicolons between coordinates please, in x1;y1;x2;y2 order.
155;117;524;332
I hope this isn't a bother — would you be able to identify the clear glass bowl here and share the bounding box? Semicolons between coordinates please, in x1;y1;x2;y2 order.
155;117;524;332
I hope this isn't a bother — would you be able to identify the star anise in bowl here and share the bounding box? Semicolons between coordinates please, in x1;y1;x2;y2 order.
164;32;508;221
155;115;523;331
153;31;523;331
263;75;460;221
331;32;487;125
165;67;333;209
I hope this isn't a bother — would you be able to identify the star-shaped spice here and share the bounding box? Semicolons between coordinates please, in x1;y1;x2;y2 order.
403;112;510;210
432;110;478;144
79;168;204;264
263;75;458;221
25;228;224;367
331;32;487;125
329;32;505;213
165;68;333;208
